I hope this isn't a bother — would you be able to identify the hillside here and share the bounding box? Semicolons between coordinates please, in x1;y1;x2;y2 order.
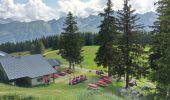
1;46;155;100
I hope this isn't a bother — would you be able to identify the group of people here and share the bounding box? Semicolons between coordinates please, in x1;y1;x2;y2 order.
65;67;73;74
43;75;50;84
96;70;104;75
69;75;87;85
129;79;137;87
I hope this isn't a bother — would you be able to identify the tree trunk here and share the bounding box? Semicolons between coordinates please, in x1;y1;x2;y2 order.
118;74;121;80
69;61;72;69
125;69;129;89
124;74;126;80
125;42;130;89
53;73;55;83
73;63;75;71
125;14;130;89
108;66;112;77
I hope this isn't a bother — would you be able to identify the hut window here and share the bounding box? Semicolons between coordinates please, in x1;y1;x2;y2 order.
37;77;43;82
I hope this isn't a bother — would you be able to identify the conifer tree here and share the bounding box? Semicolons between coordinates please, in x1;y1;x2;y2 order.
59;12;83;70
149;0;170;98
117;0;149;88
95;0;118;76
30;44;36;54
52;36;59;50
30;41;45;54
37;41;45;54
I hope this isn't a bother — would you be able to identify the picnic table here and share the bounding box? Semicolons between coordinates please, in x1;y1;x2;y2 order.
97;80;108;87
98;80;107;85
101;74;109;79
59;72;66;76
51;73;60;78
88;84;99;90
103;77;112;83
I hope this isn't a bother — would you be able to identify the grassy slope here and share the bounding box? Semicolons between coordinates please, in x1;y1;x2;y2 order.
6;46;155;99
44;46;102;70
3;46;124;100
0;72;124;100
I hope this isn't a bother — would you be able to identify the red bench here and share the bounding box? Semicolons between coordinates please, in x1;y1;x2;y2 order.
51;73;60;78
59;72;66;76
97;80;108;87
101;75;110;78
88;84;99;90
103;78;112;83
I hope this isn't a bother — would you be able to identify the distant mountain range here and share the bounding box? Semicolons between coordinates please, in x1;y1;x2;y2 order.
0;12;157;44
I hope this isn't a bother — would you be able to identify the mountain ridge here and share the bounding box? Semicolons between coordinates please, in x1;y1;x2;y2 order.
0;12;157;44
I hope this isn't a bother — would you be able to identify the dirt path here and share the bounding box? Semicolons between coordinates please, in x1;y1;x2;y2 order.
62;64;96;72
55;75;70;83
54;66;96;83
43;50;57;56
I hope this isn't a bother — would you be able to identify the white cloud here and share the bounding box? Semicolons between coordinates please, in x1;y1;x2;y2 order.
56;0;106;17
56;0;158;17
0;0;55;21
0;0;158;21
129;0;158;13
24;0;56;21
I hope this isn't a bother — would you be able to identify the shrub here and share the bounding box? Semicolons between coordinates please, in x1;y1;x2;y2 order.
0;94;37;100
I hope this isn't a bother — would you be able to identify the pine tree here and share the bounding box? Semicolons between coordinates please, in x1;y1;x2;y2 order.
37;41;45;54
59;12;83;71
84;33;94;46
30;41;45;54
52;36;59;50
30;44;36;54
95;0;118;76
149;0;170;98
117;0;149;88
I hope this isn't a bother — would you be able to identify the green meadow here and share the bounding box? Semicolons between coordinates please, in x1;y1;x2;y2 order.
44;46;100;70
0;72;124;100
0;46;155;100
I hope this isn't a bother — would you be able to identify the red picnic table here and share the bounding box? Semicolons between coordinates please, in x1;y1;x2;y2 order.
98;80;107;85
59;72;66;76
51;73;60;78
88;84;99;90
103;77;112;83
88;84;99;88
101;74;110;78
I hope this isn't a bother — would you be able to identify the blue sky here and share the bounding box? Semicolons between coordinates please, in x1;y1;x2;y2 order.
14;0;91;8
14;0;57;7
0;0;158;21
14;0;90;6
14;0;28;4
